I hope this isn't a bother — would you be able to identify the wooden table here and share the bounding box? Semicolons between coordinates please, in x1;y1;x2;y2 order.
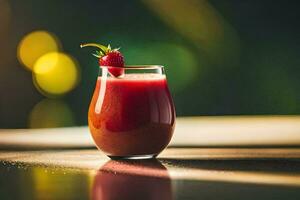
1;116;300;200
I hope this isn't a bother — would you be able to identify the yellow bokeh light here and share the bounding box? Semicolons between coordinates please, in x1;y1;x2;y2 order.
29;99;75;128
31;167;90;199
17;30;60;70
33;52;80;97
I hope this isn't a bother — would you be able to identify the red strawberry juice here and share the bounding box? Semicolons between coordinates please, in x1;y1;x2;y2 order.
88;72;175;158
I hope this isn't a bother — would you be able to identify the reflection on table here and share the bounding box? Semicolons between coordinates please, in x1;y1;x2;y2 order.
1;148;300;199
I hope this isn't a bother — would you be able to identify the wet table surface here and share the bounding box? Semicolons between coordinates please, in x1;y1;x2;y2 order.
1;147;300;200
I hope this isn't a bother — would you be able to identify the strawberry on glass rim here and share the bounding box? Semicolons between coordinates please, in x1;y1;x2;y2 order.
82;43;176;159
80;43;125;77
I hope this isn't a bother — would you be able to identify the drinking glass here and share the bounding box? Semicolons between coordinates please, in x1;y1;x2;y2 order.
88;65;176;159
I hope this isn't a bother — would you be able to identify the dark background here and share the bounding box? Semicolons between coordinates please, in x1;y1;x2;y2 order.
0;0;299;128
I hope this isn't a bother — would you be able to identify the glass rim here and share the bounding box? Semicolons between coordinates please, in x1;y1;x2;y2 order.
100;65;164;70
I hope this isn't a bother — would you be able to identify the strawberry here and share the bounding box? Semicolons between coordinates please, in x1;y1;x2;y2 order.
99;51;124;67
80;43;125;77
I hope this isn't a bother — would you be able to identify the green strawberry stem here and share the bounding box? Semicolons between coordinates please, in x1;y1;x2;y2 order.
80;43;109;57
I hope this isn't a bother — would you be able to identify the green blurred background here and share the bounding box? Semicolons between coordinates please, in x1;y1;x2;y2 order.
0;0;299;128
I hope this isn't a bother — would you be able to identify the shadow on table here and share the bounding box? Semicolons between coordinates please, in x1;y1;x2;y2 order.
159;158;300;173
158;158;300;200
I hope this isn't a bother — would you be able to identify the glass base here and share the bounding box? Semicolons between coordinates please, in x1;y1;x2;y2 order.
108;154;157;160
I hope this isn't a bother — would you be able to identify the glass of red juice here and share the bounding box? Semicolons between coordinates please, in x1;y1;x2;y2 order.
88;65;176;159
